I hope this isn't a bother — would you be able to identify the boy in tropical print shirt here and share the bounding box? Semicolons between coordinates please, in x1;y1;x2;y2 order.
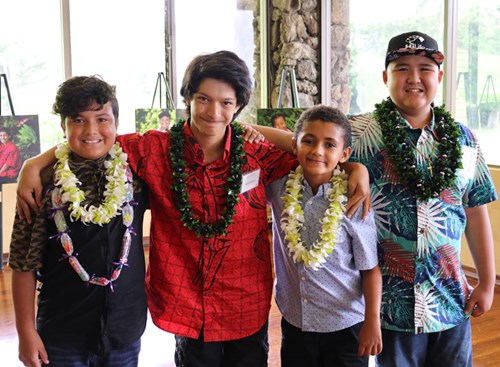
348;31;497;366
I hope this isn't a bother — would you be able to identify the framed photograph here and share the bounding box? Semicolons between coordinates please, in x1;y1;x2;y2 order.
135;108;187;134
0;115;41;184
256;107;306;132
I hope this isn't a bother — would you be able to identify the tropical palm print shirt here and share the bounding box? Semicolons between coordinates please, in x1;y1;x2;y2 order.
349;111;497;334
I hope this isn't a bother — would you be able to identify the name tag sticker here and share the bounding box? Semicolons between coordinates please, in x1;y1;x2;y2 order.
240;168;260;194
460;145;478;180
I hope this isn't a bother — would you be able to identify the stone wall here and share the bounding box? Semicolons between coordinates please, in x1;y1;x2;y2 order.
330;0;350;112
257;0;351;111
268;0;320;107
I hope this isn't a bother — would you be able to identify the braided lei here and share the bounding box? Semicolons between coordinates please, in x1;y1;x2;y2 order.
169;121;246;238
280;166;348;270
50;142;135;288
374;97;463;201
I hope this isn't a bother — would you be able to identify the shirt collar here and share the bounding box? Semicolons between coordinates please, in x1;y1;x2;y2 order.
428;107;437;131
68;153;107;173
301;176;331;200
399;108;436;132
183;120;232;163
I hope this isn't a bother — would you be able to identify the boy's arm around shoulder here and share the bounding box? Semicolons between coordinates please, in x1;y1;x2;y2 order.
463;204;496;317
342;163;371;219
249;124;294;152
12;270;49;366
17;146;57;223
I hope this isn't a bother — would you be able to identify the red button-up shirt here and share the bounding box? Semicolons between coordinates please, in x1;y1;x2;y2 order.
118;122;296;341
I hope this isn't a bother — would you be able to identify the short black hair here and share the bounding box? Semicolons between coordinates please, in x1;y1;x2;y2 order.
293;105;351;148
159;110;170;119
180;50;252;120
53;75;119;123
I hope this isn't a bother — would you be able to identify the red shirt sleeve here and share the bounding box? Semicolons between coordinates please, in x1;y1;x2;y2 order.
117;131;170;179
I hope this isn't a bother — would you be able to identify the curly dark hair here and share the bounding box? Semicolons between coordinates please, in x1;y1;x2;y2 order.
52;75;119;123
293;105;352;148
180;50;252;120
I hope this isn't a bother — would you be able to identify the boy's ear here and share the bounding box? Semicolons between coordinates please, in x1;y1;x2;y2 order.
339;146;352;163
291;138;298;155
438;69;444;83
60;121;66;138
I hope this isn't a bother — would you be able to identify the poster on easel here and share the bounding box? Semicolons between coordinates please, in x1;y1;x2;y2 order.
0;115;41;184
136;108;180;134
256;108;305;132
257;67;305;131
0;74;41;185
135;72;187;133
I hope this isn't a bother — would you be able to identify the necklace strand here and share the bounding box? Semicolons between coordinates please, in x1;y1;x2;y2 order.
51;142;136;288
407;138;436;177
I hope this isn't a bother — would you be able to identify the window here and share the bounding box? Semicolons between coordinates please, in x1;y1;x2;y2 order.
0;0;63;150
69;0;165;134
456;0;500;165
348;0;444;115
1;0;165;151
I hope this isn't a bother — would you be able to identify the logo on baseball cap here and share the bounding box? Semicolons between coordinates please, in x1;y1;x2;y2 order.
385;31;445;68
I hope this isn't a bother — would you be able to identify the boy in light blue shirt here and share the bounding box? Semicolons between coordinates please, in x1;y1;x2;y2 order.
266;105;382;366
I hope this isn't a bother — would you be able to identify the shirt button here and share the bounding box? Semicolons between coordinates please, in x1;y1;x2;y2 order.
303;299;308;303
301;277;306;281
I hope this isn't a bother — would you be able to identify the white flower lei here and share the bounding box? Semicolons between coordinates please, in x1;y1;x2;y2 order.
54;141;130;225
280;166;348;270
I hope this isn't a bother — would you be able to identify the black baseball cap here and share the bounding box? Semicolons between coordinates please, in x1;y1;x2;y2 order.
385;31;445;68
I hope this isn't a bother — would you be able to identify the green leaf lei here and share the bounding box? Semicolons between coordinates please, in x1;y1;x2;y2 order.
169;121;246;238
374;97;463;201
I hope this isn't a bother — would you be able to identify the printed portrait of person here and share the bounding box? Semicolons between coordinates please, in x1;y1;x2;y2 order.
0;127;22;183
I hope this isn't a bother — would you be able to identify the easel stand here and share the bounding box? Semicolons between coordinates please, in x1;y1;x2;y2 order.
0;73;16;269
151;72;175;109
0;73;16;116
277;67;299;108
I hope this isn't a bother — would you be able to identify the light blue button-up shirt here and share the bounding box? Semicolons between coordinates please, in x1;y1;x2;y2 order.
267;174;378;332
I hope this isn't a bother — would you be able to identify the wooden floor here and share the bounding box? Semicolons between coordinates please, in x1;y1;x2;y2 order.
1;262;499;367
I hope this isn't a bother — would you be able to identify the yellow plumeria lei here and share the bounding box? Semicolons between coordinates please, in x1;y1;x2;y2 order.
280;166;348;270
54;141;129;225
